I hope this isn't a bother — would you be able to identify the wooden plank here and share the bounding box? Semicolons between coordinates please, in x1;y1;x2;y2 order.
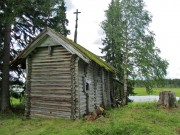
31;106;71;112
31;86;70;90
31;97;71;103
25;56;32;117
32;58;71;63
30;94;71;98
30;90;71;95
31;101;71;107
31;76;71;81
31;110;71;118
32;52;72;58
32;64;70;69
31;78;71;82
31;62;70;66
31;68;70;72
31;71;70;75
30;109;71;116
31;113;70;119
32;55;72;61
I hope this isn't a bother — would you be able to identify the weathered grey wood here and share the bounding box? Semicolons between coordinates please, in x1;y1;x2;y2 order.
13;27;117;119
78;60;87;115
70;55;79;119
93;64;98;108
74;57;80;118
47;29;90;63
24;56;32;117
27;46;73;118
158;91;177;108
101;68;107;108
39;36;59;47
106;72;111;108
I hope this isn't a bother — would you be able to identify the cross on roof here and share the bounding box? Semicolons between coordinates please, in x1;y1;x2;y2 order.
74;9;81;43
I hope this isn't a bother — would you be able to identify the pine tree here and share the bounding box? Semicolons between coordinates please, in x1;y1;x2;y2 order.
101;0;168;104
0;0;69;112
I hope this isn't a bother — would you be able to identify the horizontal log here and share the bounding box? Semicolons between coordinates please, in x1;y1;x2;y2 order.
32;61;71;66
31;76;71;81
32;64;70;69
32;85;71;91
30;91;71;96
31;72;71;76
31;105;71;112
31;99;71;105
31;83;71;87
31;74;71;78
31;113;71;119
31;98;71;103
30;94;71;99
53;48;70;52
79;110;86;114
31;88;71;92
32;54;72;59
31;91;71;96
30;110;71;118
31;101;71;107
31;68;70;73
32;62;70;66
33;51;71;57
79;104;86;108
31;76;70;80
32;58;71;63
33;47;68;53
30;107;71;114
31;86;71;90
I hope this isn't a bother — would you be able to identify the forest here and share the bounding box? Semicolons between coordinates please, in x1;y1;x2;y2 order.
135;79;180;88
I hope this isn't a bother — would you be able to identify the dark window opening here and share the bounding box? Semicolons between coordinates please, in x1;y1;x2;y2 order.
86;82;89;91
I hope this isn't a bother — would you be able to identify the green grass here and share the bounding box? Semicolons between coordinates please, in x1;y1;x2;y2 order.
134;87;180;97
0;102;180;135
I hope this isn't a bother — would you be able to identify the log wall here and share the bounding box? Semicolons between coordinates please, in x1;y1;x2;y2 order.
77;60;113;116
78;60;87;115
25;44;114;118
29;46;72;118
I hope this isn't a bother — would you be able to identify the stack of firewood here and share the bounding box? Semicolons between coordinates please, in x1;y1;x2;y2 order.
84;106;105;121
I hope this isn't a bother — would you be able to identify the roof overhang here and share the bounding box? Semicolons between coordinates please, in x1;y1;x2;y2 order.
11;28;90;66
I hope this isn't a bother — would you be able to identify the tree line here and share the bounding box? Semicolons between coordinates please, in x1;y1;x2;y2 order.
135;79;180;88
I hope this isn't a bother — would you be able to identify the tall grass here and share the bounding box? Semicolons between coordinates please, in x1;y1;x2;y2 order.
0;102;180;135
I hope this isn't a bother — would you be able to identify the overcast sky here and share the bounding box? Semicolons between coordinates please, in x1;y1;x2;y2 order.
65;0;180;79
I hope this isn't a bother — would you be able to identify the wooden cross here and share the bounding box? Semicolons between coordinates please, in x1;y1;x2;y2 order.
74;9;81;43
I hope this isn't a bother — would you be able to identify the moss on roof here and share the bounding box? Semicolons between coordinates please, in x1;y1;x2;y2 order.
67;38;116;73
49;28;116;73
12;27;116;73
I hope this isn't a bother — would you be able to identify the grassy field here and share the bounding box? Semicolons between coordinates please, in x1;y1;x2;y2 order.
134;87;180;97
0;102;180;135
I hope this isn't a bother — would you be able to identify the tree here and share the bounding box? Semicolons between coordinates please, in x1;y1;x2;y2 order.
101;0;168;104
0;0;69;112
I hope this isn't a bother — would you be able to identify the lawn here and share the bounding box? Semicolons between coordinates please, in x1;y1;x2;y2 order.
134;87;180;97
0;102;180;135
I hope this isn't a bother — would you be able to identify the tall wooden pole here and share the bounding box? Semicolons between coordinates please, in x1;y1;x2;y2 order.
74;9;81;43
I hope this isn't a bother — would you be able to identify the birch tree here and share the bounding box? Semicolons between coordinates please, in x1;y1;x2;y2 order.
101;0;168;104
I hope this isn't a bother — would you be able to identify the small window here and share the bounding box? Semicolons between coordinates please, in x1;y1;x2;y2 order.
86;82;89;91
82;76;90;92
